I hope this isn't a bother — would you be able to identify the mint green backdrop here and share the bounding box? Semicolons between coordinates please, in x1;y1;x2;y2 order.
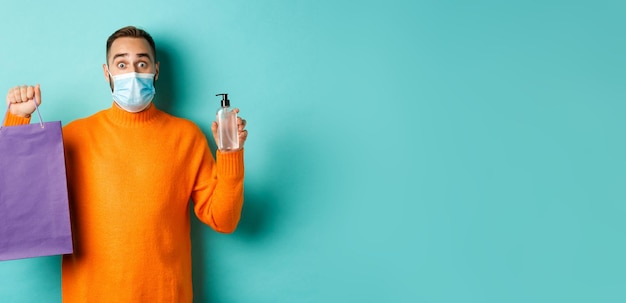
1;0;625;302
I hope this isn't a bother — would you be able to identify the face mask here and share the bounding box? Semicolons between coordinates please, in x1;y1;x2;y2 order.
109;72;156;113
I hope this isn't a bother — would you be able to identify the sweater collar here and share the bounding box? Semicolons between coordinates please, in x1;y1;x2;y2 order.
105;102;161;127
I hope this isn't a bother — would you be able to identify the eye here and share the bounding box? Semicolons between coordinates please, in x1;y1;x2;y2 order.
138;62;147;68
117;62;126;69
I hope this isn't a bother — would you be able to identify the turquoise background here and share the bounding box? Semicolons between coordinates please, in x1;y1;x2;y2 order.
1;0;625;302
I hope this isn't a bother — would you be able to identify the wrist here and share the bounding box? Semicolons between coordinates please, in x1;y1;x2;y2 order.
11;111;31;119
218;147;243;154
8;108;31;119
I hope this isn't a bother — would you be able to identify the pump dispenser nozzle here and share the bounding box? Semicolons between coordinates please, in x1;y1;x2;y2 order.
216;93;230;107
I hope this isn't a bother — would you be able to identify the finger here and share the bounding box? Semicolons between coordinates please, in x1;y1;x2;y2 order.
233;108;240;114
34;84;41;105
211;121;219;141
19;85;29;102
26;86;35;101
239;129;248;144
13;87;23;103
238;119;247;131
7;87;15;104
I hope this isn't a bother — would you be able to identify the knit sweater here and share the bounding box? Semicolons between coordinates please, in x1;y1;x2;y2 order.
4;103;244;302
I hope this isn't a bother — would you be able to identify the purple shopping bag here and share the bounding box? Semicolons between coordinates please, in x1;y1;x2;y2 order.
0;101;73;261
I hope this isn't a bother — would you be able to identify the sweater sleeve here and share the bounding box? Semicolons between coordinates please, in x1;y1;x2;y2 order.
192;148;245;233
2;111;31;126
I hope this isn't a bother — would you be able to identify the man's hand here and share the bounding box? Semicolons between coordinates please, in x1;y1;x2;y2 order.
211;108;248;152
6;85;42;118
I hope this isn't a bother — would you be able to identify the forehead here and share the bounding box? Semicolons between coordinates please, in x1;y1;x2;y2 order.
108;37;154;62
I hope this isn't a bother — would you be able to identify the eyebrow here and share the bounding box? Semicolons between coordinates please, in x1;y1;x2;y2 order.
112;52;153;61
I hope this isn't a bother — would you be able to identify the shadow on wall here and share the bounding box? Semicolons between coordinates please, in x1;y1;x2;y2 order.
152;42;177;115
226;131;318;242
189;177;281;302
190;131;320;301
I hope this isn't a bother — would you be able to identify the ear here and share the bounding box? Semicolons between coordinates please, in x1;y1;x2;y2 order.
154;61;160;81
103;64;110;83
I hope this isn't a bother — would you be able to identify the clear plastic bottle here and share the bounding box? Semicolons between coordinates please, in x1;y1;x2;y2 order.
215;93;239;151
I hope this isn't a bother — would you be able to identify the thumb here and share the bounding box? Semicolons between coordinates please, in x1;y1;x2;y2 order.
34;84;42;106
211;121;218;139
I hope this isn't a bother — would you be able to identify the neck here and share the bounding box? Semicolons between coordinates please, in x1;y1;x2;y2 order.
106;102;161;127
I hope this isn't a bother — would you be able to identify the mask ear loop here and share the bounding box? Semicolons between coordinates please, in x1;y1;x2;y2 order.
107;66;115;92
0;98;44;131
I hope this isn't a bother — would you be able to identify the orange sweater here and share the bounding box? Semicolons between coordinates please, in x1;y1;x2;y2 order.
4;104;244;302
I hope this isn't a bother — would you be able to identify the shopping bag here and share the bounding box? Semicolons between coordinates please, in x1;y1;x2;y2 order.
0;101;73;261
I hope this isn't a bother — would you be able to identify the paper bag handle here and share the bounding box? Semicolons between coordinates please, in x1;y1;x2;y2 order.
1;98;44;130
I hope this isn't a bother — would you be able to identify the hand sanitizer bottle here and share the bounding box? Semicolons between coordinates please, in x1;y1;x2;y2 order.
215;93;239;151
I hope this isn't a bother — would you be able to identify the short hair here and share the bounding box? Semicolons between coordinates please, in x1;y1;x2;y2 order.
106;26;157;64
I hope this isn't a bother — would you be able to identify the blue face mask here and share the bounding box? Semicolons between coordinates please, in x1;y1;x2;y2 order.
110;72;156;113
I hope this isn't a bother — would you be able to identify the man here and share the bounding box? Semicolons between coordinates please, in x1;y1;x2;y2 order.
3;26;247;302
